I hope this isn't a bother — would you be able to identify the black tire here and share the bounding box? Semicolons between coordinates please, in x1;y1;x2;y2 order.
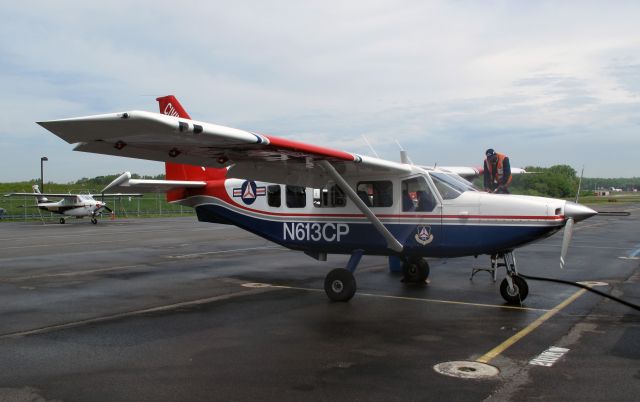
59;218;65;224
91;218;98;224
324;268;356;302
500;276;529;304
402;258;430;283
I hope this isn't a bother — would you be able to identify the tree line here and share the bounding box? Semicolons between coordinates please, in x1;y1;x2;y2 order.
509;165;639;198
2;168;638;200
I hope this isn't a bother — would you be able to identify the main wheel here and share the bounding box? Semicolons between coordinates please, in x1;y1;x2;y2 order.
402;258;430;283
324;268;356;302
500;276;529;304
91;217;98;224
59;218;65;224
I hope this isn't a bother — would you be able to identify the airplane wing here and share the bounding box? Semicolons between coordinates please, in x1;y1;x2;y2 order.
426;166;527;180
38;111;412;188
99;193;145;197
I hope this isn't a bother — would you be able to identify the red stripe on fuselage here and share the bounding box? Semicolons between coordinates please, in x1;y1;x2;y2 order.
263;135;356;161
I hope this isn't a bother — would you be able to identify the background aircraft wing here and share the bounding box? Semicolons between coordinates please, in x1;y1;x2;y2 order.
4;192;78;198
39;111;411;187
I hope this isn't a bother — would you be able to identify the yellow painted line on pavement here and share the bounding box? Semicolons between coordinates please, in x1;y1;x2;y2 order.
476;288;587;364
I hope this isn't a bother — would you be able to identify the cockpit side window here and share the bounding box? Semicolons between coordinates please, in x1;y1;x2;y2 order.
401;176;436;212
429;172;463;200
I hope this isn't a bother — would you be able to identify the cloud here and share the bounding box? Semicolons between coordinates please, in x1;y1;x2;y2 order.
1;1;639;181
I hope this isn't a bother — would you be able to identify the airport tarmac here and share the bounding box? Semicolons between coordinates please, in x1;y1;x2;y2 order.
0;206;638;401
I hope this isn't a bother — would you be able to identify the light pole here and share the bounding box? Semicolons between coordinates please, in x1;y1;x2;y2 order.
40;156;48;192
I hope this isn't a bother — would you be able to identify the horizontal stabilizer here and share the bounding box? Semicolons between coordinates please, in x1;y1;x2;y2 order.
101;172;206;193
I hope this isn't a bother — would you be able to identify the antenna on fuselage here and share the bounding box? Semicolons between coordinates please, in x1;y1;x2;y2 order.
395;140;414;165
361;135;379;158
575;165;584;203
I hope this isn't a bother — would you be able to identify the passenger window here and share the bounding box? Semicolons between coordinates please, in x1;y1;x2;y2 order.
313;183;346;208
402;176;436;212
267;185;281;207
286;185;306;208
356;181;393;207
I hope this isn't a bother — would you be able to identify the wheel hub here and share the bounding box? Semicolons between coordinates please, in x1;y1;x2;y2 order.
331;280;344;293
507;284;519;297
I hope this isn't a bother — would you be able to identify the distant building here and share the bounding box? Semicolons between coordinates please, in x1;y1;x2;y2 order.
594;190;610;197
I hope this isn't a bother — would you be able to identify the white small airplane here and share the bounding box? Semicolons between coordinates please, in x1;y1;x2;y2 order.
4;185;138;224
37;95;597;303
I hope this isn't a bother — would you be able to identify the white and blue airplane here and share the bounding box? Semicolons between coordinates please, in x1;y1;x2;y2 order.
5;185;140;224
37;95;597;303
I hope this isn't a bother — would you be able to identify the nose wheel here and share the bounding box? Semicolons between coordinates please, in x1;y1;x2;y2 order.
496;252;529;304
91;217;98;224
500;275;529;304
59;218;65;224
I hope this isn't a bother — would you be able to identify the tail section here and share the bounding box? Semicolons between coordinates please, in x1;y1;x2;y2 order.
156;95;226;201
157;95;191;119
31;185;49;203
157;95;227;181
156;95;204;181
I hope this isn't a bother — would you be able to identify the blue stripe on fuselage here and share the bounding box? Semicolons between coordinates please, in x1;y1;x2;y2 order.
195;204;561;257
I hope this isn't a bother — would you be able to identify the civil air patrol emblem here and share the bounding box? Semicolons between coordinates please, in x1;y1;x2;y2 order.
233;180;266;205
415;225;434;246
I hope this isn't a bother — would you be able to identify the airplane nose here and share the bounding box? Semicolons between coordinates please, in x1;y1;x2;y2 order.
564;202;597;222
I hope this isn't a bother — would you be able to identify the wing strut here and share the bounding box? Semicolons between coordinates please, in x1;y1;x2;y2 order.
319;160;403;253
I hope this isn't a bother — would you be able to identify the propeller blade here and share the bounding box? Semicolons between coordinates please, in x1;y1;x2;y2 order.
560;217;574;269
103;205;113;213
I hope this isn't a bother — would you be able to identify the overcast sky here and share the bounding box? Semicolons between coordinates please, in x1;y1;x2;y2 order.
1;1;639;182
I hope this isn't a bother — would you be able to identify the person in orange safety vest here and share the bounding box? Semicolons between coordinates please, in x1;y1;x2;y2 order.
483;148;512;194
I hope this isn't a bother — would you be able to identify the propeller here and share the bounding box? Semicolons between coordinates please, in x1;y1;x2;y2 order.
560;202;597;269
560;217;574;269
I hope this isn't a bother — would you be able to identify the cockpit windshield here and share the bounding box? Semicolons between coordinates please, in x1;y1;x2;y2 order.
429;172;477;200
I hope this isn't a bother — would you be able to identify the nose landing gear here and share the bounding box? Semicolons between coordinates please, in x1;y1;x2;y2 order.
496;252;528;304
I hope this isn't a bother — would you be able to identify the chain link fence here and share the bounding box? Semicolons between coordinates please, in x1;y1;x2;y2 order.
0;193;195;222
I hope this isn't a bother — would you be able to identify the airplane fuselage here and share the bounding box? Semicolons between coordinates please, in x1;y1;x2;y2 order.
37;203;97;217
175;170;568;258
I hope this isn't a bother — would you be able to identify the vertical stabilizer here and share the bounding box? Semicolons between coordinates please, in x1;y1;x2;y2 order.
156;95;204;181
156;95;226;201
32;185;49;203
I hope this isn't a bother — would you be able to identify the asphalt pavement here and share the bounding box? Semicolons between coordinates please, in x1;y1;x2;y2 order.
0;205;638;401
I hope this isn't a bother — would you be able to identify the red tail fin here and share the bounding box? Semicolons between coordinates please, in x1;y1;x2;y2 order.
157;95;192;119
156;95;226;202
157;95;208;182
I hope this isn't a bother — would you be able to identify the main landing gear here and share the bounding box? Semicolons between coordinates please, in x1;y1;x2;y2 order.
324;250;363;302
59;217;65;224
401;257;430;284
495;252;529;304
